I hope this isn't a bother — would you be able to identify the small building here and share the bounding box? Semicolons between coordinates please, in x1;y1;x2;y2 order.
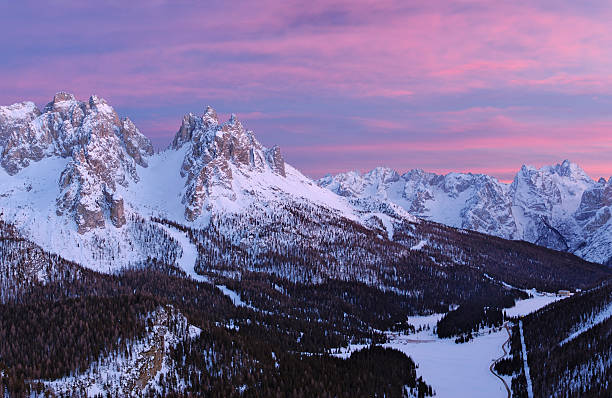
557;290;572;297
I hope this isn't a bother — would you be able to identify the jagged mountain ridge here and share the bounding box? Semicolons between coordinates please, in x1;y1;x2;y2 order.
318;161;612;264
1;94;611;397
0;93;380;271
0;93;153;233
1;92;610;274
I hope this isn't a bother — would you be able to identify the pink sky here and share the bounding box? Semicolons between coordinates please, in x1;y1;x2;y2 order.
1;0;611;181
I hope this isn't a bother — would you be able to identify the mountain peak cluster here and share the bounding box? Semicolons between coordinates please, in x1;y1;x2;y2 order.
319;158;612;264
0;93;287;233
0;93;611;268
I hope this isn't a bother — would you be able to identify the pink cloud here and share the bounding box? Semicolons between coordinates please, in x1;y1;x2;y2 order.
6;1;612;102
3;1;612;181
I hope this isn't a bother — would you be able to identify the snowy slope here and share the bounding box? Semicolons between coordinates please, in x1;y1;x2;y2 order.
42;305;202;397
0;94;409;273
334;293;559;398
319;161;612;264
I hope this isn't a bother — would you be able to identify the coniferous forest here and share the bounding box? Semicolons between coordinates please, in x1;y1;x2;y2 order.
0;209;610;396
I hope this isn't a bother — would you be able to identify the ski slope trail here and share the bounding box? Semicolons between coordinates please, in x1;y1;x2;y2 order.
157;224;208;283
519;320;534;398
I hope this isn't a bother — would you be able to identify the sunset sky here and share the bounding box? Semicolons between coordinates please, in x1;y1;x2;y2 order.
2;0;612;181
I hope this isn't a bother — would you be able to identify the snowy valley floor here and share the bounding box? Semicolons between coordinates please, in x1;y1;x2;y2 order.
333;292;561;398
158;221;567;398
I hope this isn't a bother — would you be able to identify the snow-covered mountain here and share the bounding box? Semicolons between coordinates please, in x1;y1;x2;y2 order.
2;94;611;398
1;92;610;273
0;93;404;272
319;161;612;264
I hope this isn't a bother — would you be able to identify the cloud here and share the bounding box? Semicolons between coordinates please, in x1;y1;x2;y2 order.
1;0;612;180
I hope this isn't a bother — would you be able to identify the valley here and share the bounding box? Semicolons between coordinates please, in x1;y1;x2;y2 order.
0;94;610;397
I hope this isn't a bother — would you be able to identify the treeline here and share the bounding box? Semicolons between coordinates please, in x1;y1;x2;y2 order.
0;294;158;394
216;271;528;338
169;336;433;397
0;200;610;396
435;293;519;339
508;282;612;397
0;265;434;396
152;211;609;350
393;221;612;292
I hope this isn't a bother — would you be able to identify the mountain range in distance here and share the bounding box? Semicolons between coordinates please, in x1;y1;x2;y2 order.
1;92;610;270
1;93;611;397
319;159;612;265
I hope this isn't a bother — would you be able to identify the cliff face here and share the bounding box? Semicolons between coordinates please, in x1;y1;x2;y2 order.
2;92;611;267
170;107;286;221
319;160;612;265
0;93;329;271
0;93;153;233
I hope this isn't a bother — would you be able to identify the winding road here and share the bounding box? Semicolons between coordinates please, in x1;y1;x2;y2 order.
490;322;512;398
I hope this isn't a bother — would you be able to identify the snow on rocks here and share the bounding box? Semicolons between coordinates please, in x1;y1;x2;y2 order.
0;96;366;272
41;305;201;397
319;160;612;264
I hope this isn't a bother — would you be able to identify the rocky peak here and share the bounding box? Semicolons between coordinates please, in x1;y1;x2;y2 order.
202;106;219;128
401;168;437;184
576;175;612;222
51;91;76;104
118;117;154;167
549;159;592;183
171;107;286;221
170;106;222;150
43;92;79;113
265;145;286;177
0;92;153;170
0;93;155;233
318;170;365;197
366;167;400;185
0;101;42;152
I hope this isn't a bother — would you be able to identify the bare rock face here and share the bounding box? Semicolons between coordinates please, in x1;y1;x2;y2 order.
576;178;612;233
171;106;286;221
0;102;46;174
265;145;286;177
0;93;153;233
118;117;154;167
106;191;127;228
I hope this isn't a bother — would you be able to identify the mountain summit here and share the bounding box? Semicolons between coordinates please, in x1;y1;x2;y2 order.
0;93;360;270
0;92;153;233
169;107;287;220
319;161;612;264
1;93;611;268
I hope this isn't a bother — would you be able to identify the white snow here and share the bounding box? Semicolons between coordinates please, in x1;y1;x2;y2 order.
157;223;208;283
216;285;257;310
410;240;427;251
503;290;562;318
519;320;534;398
385;328;508;398
560;301;612;345
125;146;190;224
333;291;560;397
0;101;38;120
